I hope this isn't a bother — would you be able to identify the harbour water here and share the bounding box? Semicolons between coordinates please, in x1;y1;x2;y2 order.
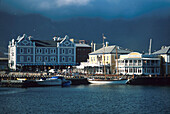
0;84;170;114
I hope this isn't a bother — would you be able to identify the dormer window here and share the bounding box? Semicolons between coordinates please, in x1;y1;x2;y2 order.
64;41;70;46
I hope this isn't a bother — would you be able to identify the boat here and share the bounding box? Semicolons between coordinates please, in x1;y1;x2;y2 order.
35;76;71;86
88;78;127;85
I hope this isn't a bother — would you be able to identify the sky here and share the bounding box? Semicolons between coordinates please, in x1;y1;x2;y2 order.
1;0;170;20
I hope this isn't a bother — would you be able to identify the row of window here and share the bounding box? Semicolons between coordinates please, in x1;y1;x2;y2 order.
91;56;109;62
20;48;31;54
20;48;73;54
19;56;73;62
118;67;160;74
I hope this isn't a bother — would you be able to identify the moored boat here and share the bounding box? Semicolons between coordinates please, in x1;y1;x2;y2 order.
88;78;127;85
36;76;72;86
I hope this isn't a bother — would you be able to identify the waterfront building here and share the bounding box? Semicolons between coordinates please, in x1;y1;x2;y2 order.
8;34;76;71
116;52;160;76
153;46;170;75
75;44;91;65
88;44;132;74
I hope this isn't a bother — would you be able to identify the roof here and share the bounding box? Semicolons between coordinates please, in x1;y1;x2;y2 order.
32;40;57;47
153;46;170;55
75;44;91;47
89;45;132;55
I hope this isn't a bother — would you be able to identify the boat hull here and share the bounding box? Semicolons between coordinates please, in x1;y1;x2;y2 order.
88;80;127;84
36;79;62;86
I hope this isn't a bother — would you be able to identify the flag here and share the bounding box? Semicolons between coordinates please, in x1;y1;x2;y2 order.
102;34;106;39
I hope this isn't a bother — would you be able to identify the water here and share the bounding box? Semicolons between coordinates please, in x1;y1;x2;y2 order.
0;84;170;114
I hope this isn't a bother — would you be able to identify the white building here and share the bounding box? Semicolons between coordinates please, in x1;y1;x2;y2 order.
116;52;160;76
153;46;170;75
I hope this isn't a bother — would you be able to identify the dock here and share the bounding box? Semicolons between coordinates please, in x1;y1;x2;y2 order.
126;76;170;85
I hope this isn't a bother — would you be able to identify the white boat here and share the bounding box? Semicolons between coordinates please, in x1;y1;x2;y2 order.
88;78;127;85
36;76;71;86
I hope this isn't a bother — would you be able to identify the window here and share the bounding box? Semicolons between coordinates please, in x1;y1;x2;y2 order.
50;57;56;62
27;56;31;62
62;57;65;62
107;56;109;60
27;48;31;54
45;49;48;54
134;68;137;73
129;60;132;66
20;56;24;62
129;68;133;73
36;49;39;54
62;49;65;54
20;48;24;54
44;56;48;62
50;49;53;53
68;57;72;62
39;49;42;53
138;68;142;73
147;68;150;73
40;56;42;61
50;49;56;54
36;56;42;62
36;56;39;61
68;49;72;54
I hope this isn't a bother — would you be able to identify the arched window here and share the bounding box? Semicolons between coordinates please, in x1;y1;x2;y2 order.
62;49;65;54
27;48;31;54
45;49;48;54
20;48;24;54
44;56;48;62
27;56;31;62
62;57;65;62
68;57;72;62
68;49;72;54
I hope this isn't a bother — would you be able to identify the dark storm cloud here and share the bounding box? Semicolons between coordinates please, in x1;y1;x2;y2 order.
1;0;170;19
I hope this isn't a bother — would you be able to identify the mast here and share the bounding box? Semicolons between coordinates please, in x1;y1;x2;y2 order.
116;46;119;75
102;34;106;80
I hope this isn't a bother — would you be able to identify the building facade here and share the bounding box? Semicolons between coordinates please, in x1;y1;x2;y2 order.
75;44;91;65
88;45;132;74
116;52;160;76
153;46;170;75
8;34;76;71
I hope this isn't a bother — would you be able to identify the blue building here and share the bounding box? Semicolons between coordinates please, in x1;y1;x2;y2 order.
8;34;76;71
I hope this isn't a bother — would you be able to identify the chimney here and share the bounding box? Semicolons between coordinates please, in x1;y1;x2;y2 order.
28;36;32;40
94;43;96;52
53;36;57;41
106;42;109;47
91;42;93;52
161;46;166;49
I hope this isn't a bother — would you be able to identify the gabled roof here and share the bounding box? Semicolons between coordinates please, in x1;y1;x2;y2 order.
153;46;170;55
89;45;132;55
32;40;57;47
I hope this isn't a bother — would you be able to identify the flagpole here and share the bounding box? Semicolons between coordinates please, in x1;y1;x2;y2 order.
102;34;106;80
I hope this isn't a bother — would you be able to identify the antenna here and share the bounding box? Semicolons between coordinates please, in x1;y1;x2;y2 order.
149;39;152;55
